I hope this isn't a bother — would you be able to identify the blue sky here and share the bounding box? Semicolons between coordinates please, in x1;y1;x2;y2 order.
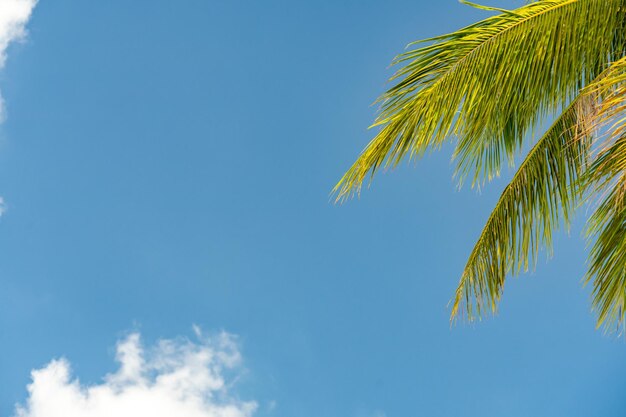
1;1;626;416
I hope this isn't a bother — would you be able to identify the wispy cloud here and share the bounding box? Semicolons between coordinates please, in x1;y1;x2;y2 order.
0;197;6;217
0;0;37;121
14;330;258;417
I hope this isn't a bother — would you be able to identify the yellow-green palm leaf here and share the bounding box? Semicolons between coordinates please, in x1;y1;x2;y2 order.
579;57;626;331
452;96;594;320
335;0;626;331
334;0;626;200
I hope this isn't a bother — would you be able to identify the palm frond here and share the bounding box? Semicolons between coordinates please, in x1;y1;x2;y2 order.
585;176;626;332
451;95;594;320
334;0;626;201
452;57;626;322
580;57;626;331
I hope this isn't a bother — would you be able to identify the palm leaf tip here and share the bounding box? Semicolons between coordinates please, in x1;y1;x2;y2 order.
333;125;401;202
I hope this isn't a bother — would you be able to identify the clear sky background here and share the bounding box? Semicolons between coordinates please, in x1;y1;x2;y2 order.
1;1;626;416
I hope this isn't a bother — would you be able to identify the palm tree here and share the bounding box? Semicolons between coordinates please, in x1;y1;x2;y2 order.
334;0;626;332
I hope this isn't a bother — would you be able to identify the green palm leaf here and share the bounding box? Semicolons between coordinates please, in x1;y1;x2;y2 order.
586;175;626;332
453;57;626;323
579;57;626;331
334;0;626;201
335;0;626;330
451;95;594;320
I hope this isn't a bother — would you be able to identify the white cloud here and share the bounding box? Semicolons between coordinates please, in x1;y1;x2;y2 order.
14;330;258;417
0;0;37;121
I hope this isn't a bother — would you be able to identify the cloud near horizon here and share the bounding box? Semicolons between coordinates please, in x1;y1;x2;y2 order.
0;0;37;121
14;330;258;417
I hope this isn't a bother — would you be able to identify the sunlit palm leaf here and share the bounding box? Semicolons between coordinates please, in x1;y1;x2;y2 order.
586;177;626;332
334;0;626;201
580;57;626;331
335;0;626;330
452;57;626;322
451;95;594;320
